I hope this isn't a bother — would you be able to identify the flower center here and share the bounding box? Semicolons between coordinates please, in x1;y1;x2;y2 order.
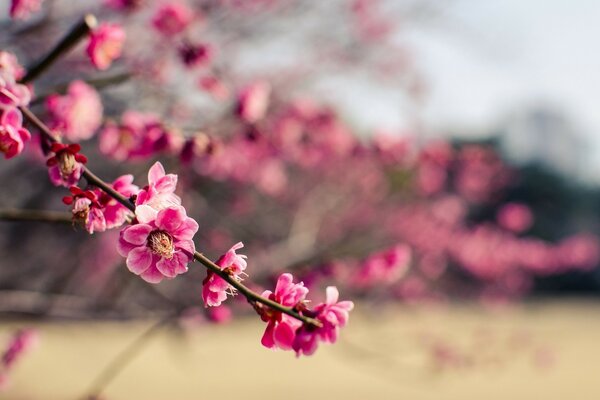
58;152;76;176
147;230;174;259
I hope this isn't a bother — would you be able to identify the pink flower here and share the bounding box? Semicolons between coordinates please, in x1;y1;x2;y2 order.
118;205;198;283
496;203;533;233
45;80;103;141
1;328;38;389
202;242;247;307
9;0;43;20
135;161;181;210
0;108;30;159
46;143;87;187
152;2;194;36
0;52;31;109
62;187;106;234
236;81;271;123
258;273;308;351
100;174;139;229
87;23;126;70
292;287;354;356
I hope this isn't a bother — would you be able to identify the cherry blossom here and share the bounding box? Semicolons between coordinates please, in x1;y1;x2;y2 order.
118;205;198;283
9;0;44;20
100;174;139;229
0;108;30;159
152;2;194;37
202;242;247;307
87;23;126;70
62;187;107;234
46;143;87;187
45;80;103;141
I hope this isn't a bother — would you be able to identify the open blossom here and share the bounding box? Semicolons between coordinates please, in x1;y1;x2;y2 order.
45;80;103;141
236;81;271;123
0;52;31;110
87;23;126;70
63;187;106;234
152;2;194;36
292;286;354;356
9;0;44;20
100;174;139;229
259;273;308;351
135;161;181;210
118;205;198;283
202;242;247;307
0;108;30;159
46;143;87;187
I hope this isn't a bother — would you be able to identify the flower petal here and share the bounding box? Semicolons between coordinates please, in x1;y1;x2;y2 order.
126;246;152;274
122;224;152;245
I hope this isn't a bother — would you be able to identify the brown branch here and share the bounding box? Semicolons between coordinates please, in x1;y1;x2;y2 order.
0;208;72;224
20;14;97;84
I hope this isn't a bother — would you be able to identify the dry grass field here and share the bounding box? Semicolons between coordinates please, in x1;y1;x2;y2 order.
2;301;600;400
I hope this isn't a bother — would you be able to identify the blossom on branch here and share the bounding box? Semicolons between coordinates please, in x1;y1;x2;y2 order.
46;143;87;187
135;161;181;211
202;242;248;307
87;23;126;70
45;80;103;141
62;187;106;234
0;108;30;159
118;205;198;283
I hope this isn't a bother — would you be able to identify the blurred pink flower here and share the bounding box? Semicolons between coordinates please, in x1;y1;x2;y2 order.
0;53;31;110
198;75;229;100
236;81;271;123
202;242;247;307
45;80;103;141
496;203;534;233
152;2;194;36
0;329;38;390
9;0;43;20
0;108;30;159
259;273;308;351
292;286;354;356
46;143;87;187
87;23;126;70
135;161;181;211
179;41;213;68
118;205;198;283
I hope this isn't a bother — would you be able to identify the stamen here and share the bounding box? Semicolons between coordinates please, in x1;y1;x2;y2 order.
147;230;174;259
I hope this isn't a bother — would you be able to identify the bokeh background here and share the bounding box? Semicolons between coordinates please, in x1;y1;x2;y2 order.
1;0;600;399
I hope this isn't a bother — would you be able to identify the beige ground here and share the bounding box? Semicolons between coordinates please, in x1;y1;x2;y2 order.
2;301;600;400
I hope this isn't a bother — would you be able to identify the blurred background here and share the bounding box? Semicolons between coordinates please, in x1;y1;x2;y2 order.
1;0;600;399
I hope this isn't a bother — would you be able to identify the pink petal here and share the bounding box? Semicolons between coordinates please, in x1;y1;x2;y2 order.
135;204;158;223
126;246;152;274
140;264;164;284
156;206;185;231
122;224;152;245
156;254;188;278
325;286;339;305
173;218;198;241
273;321;296;350
261;323;276;349
148;161;165;184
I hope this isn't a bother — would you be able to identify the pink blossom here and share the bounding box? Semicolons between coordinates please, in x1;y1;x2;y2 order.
46;143;87;187
100;174;139;229
207;305;233;324
1;328;38;389
0;108;30;159
9;0;44;20
497;203;533;233
0;52;31;110
236;81;271;123
152;2;194;36
45;80;103;141
292;286;354;356
118;205;198;283
258;273;308;351
135;161;181;210
87;23;126;71
62;187;106;234
202;242;247;307
355;244;411;287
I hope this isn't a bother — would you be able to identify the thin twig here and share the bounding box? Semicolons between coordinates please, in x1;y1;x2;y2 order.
20;14;97;84
0;208;71;223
